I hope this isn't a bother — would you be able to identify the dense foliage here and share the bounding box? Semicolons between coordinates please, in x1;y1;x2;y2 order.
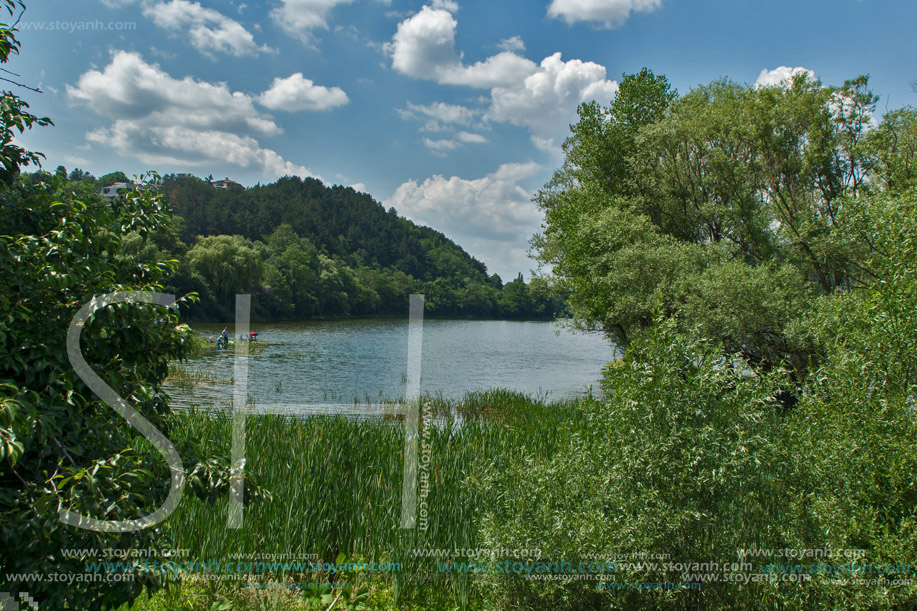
0;175;199;609
535;69;885;373
477;71;917;610
0;6;241;607
90;172;556;321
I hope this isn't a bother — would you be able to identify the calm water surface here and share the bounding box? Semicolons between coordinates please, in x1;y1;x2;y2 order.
166;319;618;414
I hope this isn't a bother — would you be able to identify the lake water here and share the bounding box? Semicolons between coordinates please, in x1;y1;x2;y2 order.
166;319;619;414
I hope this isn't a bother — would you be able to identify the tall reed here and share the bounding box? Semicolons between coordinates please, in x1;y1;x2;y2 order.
160;390;593;606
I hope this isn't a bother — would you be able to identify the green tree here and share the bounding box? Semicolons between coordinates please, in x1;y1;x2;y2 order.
784;189;917;609
0;7;246;605
0;0;50;187
68;167;95;183
536;70;878;371
185;235;263;301
863;106;917;194
0;171;201;608
98;170;129;188
477;324;787;610
498;273;534;318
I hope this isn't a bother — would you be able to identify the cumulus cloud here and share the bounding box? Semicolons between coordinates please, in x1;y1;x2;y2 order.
448;52;540;89
388;8;462;80
399;102;488;153
385;162;543;278
755;66;816;88
67;51;278;135
547;0;662;28
87;123;311;177
386;162;540;241
142;0;271;57
67;51;314;180
387;6;537;88
258;73;349;111
487;52;618;150
270;0;356;42
389;6;618;151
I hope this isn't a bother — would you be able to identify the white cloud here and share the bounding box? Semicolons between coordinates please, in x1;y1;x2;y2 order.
68;51;314;180
64;155;93;167
67;51;279;135
547;0;662;28
142;0;271;57
398;101;478;131
456;131;486;143
487;52;618;150
270;0;355;42
385;162;543;278
388;8;462;80
498;35;525;53
87;123;311;177
447;52;539;89
386;162;540;241
389;6;618;151
258;73;349;111
423;137;460;152
422;131;487;155
755;66;816;88
387;6;537;88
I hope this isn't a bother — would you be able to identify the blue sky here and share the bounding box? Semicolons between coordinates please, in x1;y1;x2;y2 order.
11;0;917;280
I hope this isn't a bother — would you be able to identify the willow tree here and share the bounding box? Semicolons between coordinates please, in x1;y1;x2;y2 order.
535;69;879;372
185;234;264;300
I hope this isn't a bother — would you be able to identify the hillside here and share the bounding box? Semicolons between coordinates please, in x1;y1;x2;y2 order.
162;174;486;282
136;173;558;321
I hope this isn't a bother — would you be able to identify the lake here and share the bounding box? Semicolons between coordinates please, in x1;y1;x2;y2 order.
166;319;619;414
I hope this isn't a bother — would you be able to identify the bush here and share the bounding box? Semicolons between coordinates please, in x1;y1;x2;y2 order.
476;323;789;610
781;189;917;609
0;175;203;609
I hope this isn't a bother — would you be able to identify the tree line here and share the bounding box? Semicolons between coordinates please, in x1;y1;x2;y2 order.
50;171;560;321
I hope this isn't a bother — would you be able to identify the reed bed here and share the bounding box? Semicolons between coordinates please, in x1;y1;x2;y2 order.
165;363;233;388
158;390;595;608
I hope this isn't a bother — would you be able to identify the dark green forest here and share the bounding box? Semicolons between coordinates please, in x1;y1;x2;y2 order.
49;169;558;321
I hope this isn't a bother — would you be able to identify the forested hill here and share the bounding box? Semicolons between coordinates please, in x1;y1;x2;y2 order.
162;174;484;282
138;173;557;321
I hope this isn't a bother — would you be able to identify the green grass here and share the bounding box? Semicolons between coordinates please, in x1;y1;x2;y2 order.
124;390;594;611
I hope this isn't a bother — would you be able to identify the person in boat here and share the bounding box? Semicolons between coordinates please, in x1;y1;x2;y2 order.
249;331;258;342
221;327;229;345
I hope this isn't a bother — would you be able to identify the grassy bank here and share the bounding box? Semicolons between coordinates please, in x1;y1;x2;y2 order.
121;391;593;611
